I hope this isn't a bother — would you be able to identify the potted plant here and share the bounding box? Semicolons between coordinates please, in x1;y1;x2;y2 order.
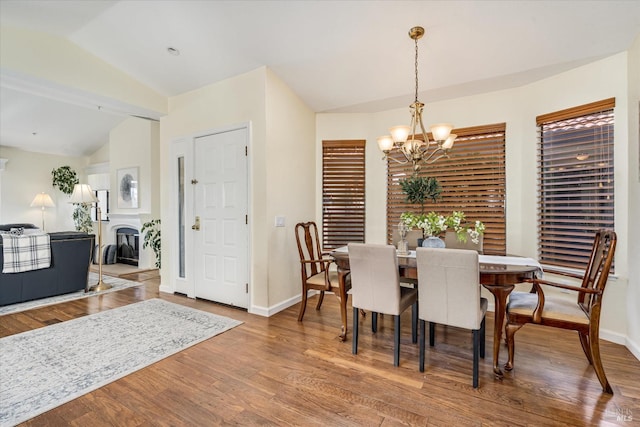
52;165;93;232
399;174;441;215
398;174;441;246
142;219;161;269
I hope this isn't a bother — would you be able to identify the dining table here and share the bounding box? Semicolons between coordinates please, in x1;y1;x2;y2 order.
330;247;541;377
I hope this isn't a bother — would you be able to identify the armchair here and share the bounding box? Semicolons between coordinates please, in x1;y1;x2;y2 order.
505;230;617;393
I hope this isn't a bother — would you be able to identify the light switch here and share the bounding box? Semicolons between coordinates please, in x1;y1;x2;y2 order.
275;216;285;227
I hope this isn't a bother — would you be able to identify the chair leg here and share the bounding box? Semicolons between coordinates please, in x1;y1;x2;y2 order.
473;329;480;388
411;301;418;344
315;290;325;310
480;317;486;359
297;288;308;322
352;306;359;355
419;319;426;372
394;315;401;367
588;326;613;393
579;331;594;364
429;322;435;347
505;322;523;371
372;312;378;333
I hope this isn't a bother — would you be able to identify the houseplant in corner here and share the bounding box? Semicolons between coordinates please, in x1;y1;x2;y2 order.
142;219;161;269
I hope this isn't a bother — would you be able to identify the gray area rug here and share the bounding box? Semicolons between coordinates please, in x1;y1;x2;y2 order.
0;298;242;426
0;272;141;316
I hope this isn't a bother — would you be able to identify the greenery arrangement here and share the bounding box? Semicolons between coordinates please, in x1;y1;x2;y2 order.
142;219;161;269
72;205;93;233
51;166;79;195
400;211;485;243
399;175;441;214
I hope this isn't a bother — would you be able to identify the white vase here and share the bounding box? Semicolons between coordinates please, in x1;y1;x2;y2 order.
422;236;445;248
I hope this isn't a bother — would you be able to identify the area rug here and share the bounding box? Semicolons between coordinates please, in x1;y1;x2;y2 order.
0;273;141;316
0;298;242;426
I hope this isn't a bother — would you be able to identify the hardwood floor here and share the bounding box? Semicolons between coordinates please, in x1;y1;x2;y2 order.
1;272;638;426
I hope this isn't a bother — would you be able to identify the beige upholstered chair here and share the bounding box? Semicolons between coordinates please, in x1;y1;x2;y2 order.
416;247;488;388
348;243;418;367
505;230;617;393
444;231;483;254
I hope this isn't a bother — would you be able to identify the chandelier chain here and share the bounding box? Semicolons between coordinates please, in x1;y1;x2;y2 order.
414;36;419;103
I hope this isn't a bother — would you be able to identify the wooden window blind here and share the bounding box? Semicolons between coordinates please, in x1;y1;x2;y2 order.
386;124;506;255
537;98;615;270
322;140;366;249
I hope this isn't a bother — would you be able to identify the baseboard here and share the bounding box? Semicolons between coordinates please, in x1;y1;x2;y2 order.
625;335;640;362
250;293;304;317
600;328;626;346
158;284;174;294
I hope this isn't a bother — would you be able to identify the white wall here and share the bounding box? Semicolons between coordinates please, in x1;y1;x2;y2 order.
317;52;635;350
160;67;316;314
109;117;160;216
0;145;87;231
264;68;316;307
625;34;640;359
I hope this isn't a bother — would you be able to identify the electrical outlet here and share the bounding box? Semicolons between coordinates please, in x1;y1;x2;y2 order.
275;216;285;227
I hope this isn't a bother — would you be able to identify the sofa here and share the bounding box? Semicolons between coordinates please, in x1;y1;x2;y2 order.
0;224;95;306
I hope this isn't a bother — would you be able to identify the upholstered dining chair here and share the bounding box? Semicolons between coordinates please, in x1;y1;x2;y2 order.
348;243;418;367
294;221;350;322
444;231;483;254
416;247;487;388
505;229;617;393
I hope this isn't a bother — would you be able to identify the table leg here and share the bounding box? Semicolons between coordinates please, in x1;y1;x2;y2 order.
337;268;349;342
484;284;514;378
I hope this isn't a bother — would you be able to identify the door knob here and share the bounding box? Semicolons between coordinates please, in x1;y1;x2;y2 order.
192;216;200;230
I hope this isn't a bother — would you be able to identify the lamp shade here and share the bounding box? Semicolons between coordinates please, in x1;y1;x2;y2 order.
389;125;411;144
430;123;453;142
69;184;98;204
30;192;55;208
376;136;394;152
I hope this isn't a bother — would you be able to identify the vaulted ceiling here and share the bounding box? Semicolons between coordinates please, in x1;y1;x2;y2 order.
1;0;639;156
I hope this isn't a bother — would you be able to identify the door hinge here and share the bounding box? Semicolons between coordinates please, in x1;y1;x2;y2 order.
245;146;248;156
246;214;248;225
246;283;249;293
191;179;198;184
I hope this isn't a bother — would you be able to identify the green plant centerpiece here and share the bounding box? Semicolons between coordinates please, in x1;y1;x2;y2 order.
399;174;441;215
142;219;161;269
52;165;93;232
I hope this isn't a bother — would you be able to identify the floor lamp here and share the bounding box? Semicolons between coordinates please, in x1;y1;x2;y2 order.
30;192;55;231
69;184;111;292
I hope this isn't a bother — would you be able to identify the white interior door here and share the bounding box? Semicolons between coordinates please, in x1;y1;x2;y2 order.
193;128;248;308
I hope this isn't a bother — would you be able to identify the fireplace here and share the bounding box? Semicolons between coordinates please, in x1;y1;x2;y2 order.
116;227;139;266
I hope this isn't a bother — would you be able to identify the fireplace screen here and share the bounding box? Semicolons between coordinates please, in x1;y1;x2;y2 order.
116;227;139;266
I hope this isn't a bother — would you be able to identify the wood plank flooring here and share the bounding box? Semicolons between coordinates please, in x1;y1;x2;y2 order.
1;272;638;426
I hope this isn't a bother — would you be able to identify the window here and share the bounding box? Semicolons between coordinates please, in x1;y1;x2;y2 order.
537;98;615;270
322;140;366;249
386;124;506;255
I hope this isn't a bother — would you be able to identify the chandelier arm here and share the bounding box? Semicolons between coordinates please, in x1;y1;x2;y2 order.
385;154;411;166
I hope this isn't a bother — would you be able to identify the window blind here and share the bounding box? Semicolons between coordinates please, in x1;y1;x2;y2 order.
386;124;506;255
537;98;615;270
322;140;366;249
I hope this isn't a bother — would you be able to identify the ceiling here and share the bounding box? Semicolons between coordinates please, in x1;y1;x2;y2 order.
1;0;640;157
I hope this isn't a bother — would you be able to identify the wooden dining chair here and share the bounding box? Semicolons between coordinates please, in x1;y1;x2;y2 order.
505;229;617;393
348;243;418;367
416;247;487;388
294;222;350;322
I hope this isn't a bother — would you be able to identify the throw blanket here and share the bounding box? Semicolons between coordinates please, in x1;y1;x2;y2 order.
1;234;51;273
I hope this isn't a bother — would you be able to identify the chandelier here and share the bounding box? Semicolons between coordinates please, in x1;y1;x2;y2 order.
377;26;455;172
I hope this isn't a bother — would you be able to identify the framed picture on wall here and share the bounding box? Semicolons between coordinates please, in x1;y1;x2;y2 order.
117;167;139;209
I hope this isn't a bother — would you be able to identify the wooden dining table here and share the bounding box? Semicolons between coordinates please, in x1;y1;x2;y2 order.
330;249;539;377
